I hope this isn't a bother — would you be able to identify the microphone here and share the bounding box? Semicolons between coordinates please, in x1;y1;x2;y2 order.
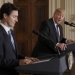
64;21;72;26
32;30;50;41
32;30;60;56
32;30;52;41
64;21;75;27
32;30;42;36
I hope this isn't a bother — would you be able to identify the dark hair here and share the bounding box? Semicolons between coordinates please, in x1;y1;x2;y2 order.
0;2;19;20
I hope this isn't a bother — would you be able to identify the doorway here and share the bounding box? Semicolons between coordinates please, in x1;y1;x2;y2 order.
14;0;49;56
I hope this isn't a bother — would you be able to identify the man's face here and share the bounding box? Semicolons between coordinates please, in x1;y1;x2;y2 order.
4;10;18;27
53;12;65;24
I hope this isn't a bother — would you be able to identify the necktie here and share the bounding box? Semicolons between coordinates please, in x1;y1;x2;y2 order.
8;30;15;49
56;25;60;42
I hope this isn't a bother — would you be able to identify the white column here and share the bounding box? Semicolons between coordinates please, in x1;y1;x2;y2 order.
65;0;75;39
4;0;13;3
49;0;62;18
0;0;13;7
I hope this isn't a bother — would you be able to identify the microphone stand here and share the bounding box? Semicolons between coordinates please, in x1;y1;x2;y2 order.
71;25;75;27
65;24;75;27
70;22;75;27
42;31;60;57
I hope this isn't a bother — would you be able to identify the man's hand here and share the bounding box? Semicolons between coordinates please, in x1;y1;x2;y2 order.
56;43;67;51
67;39;75;44
25;57;39;62
19;57;39;65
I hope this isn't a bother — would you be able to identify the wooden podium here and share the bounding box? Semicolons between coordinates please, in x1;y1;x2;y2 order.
15;52;73;75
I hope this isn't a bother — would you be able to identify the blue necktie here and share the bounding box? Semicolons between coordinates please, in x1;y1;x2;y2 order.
56;25;60;42
8;30;15;49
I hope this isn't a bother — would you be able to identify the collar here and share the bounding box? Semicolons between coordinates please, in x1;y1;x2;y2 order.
53;18;58;28
0;23;10;34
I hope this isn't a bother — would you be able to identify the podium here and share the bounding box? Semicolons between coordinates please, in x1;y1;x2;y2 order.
65;43;75;53
15;52;72;75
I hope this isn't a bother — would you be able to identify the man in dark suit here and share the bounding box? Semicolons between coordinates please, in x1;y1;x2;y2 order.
0;2;39;75
32;8;75;57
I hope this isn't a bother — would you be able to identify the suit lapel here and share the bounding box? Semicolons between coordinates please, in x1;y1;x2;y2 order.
10;30;18;50
8;35;16;53
50;19;63;42
0;25;17;55
49;19;58;42
9;29;17;54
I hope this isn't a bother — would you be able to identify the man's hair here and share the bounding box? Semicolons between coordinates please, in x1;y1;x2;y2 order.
54;8;65;14
0;2;19;20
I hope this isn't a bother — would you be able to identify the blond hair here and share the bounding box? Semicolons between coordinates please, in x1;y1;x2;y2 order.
54;8;66;15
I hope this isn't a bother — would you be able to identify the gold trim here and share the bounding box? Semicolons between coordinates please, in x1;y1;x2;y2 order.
68;52;74;70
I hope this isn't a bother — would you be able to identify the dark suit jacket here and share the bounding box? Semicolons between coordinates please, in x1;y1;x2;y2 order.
0;25;25;75
31;18;66;57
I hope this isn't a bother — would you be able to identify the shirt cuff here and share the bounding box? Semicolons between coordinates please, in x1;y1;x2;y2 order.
56;43;59;46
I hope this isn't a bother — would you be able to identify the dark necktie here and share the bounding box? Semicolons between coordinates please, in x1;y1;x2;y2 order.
8;30;15;49
56;25;60;42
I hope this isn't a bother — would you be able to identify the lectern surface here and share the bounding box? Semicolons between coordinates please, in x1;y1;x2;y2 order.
15;53;69;75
